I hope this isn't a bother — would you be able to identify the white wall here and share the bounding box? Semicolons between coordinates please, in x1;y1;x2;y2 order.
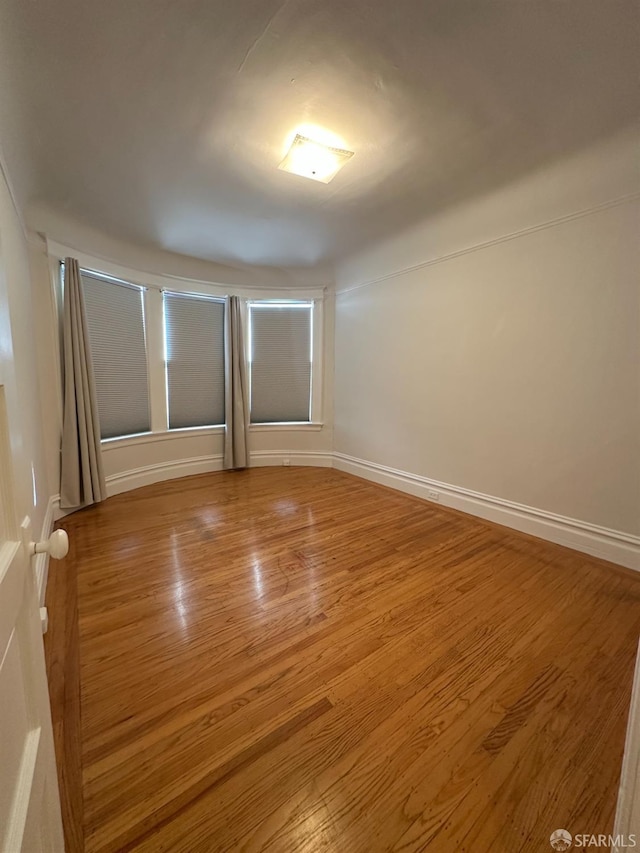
334;130;640;544
29;240;63;503
0;163;52;542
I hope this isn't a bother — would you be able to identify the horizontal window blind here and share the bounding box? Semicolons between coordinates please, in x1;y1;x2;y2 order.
250;303;312;423
164;293;225;429
81;272;150;439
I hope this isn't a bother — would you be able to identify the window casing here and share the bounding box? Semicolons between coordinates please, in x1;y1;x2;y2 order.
163;292;225;429
81;270;150;440
248;301;313;424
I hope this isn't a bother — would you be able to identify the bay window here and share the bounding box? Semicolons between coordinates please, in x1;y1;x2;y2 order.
68;259;324;443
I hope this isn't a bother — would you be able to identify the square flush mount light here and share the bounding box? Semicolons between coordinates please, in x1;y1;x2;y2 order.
278;134;354;183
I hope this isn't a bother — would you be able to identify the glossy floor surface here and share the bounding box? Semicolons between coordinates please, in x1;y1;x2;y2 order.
44;468;640;852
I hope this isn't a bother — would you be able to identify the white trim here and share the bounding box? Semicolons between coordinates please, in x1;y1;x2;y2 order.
104;454;224;497
333;453;640;571
49;451;639;571
101;425;327;445
101;425;224;450
310;298;324;423
144;287;169;433
46;240;327;300
614;640;640;851
51;496;62;521
249;423;324;432
99;423;327;447
247;298;324;428
251;451;333;468
35;495;57;608
53;451;333;505
336;192;640;295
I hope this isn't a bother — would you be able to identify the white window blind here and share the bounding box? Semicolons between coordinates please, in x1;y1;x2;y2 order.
163;292;225;429
81;272;150;439
249;302;312;423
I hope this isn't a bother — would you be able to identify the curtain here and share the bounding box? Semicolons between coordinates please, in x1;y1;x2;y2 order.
224;295;249;470
59;258;107;509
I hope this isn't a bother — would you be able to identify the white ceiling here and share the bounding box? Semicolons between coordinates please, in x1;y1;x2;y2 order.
0;0;637;273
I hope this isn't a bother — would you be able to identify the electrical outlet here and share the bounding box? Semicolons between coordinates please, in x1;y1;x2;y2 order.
427;489;440;501
283;458;291;467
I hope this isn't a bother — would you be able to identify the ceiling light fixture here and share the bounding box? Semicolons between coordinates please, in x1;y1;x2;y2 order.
278;134;354;183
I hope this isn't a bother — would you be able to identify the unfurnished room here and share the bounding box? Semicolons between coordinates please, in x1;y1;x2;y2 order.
0;1;639;851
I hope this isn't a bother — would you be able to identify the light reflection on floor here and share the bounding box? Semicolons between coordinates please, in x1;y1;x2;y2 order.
170;530;190;635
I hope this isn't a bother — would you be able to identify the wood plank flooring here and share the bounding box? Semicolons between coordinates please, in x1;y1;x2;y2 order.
44;467;640;852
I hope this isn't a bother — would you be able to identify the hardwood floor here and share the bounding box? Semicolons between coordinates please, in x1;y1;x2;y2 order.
44;467;640;852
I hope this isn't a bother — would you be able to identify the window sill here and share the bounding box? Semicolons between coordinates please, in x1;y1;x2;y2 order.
100;422;323;450
101;425;224;449
249;422;324;432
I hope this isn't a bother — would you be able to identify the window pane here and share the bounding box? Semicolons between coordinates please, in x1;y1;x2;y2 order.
82;273;150;439
250;304;312;423
164;293;225;429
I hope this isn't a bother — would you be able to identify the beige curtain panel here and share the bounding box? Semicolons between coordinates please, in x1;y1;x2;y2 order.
224;295;250;470
59;258;107;509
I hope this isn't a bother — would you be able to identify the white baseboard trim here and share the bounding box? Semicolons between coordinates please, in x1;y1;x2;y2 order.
105;450;333;495
333;453;640;571
48;451;639;572
50;450;334;517
614;640;640;851
251;451;334;468
35;495;57;607
105;454;225;497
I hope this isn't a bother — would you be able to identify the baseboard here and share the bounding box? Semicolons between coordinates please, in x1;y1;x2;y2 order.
105;451;332;494
613;639;640;851
35;495;57;607
105;454;225;497
50;450;639;571
251;451;334;468
333;453;640;571
52;450;334;511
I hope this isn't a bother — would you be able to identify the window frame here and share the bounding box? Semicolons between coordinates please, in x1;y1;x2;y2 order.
70;265;152;441
162;290;226;432
246;298;323;428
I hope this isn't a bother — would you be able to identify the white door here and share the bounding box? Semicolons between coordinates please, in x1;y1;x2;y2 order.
0;386;64;853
